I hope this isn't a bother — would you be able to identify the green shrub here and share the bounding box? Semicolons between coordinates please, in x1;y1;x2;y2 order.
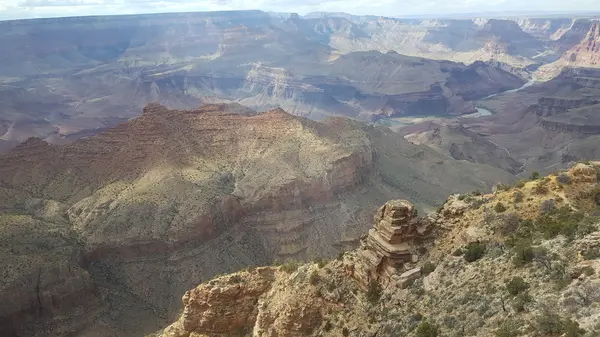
421;262;436;276
506;277;529;296
494;202;507;213
337;250;345;261
280;261;300;273
495;320;520;337
513;191;524;203
535;206;584;239
582;248;600;260
530;172;540;180
366;279;382;305
416;320;439;337
309;270;320;285
535;310;585;336
458;194;466;201
464;242;486;262
513;292;532;313
512;240;534;267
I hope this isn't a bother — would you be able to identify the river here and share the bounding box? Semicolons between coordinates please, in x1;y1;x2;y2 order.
376;76;537;128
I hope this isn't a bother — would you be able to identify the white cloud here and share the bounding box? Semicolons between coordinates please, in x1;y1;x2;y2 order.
1;0;600;20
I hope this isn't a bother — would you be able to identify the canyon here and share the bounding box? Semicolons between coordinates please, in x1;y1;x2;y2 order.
0;103;513;336
2;9;600;337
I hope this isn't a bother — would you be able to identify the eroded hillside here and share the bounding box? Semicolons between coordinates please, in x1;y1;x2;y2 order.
155;163;600;337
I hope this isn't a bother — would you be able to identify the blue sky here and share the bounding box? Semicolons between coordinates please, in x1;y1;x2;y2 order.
1;0;600;20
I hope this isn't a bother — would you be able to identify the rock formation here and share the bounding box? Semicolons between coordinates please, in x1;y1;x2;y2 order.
350;200;431;288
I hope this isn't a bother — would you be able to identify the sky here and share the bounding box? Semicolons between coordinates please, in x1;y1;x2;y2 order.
1;0;600;21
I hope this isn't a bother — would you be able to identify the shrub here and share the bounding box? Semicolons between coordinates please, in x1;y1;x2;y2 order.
313;257;326;268
337;250;345;261
494;202;507;213
280;261;300;273
464;242;486;262
458;194;466;201
513;292;532;313
515;180;526;188
512;240;534;267
309;270;320;285
513;191;524;203
366;279;382;305
421;262;436;276
323;320;333;332
582;248;600;260
495;320;520;337
535;206;584;239
582;266;595;276
535;310;585;336
501;213;521;235
530;172;540;180
228;275;243;283
506;277;530;296
540;199;556;215
416;320;439;337
495;183;511;192
556;174;572;185
533;182;549;195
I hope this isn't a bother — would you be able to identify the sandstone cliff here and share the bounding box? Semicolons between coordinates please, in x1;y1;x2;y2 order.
154;163;600;337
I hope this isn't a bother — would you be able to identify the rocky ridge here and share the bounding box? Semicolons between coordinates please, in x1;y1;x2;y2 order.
154;162;600;337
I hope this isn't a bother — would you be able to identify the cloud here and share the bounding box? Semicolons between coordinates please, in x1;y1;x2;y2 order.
1;0;600;20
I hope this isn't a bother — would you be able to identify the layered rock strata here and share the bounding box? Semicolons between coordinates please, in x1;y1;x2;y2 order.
351;200;431;288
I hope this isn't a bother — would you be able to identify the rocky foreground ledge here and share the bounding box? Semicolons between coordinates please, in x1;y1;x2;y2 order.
153;163;600;337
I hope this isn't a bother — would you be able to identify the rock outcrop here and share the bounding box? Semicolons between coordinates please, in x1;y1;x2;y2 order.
350;200;431;288
154;164;600;337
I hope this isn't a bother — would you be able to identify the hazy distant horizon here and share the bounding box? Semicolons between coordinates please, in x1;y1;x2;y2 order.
2;0;600;21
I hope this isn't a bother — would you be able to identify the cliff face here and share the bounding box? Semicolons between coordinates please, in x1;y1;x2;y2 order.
155;163;600;337
0;103;515;336
537;22;600;79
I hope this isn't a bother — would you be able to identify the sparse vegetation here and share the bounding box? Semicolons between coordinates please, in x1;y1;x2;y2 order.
415;320;439;337
556;173;572;185
540;199;556;214
530;172;540;180
421;262;436;276
505;277;529;296
535;309;585;336
280;261;300;273
494;202;507;213
513;191;524;203
535;206;585;239
463;242;486;262
366;279;382;305
582;248;600;260
495;319;520;337
533;181;549;195
309;270;320;285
